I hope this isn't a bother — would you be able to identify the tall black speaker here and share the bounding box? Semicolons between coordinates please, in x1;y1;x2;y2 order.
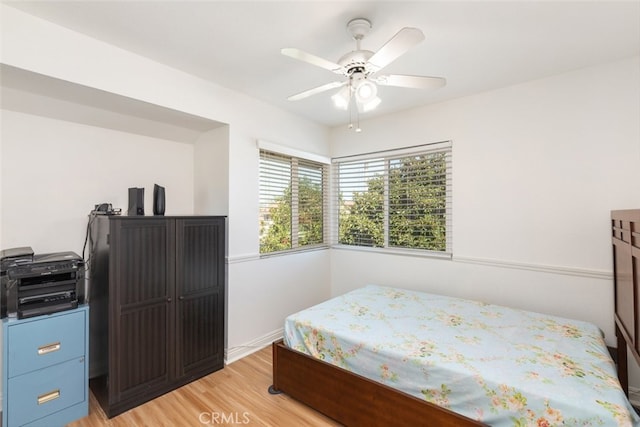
128;187;144;216
153;184;165;216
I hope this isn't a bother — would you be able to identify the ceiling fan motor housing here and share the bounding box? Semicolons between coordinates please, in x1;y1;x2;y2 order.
340;18;375;77
338;50;374;76
347;18;372;40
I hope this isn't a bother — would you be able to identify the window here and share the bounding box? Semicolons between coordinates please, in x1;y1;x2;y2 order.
334;141;451;255
259;145;329;255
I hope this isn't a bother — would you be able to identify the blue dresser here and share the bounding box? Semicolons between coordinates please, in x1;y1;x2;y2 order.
2;305;89;427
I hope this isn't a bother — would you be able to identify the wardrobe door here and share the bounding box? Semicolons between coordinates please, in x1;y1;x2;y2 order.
175;217;225;379
109;218;175;403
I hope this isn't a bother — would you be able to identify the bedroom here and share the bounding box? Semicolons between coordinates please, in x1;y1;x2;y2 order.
0;1;639;425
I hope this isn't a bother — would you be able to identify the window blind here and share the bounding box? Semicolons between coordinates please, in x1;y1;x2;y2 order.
297;158;326;246
259;149;328;254
333;141;452;255
259;151;292;252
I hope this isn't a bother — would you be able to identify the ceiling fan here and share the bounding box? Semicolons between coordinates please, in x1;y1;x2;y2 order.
282;18;446;127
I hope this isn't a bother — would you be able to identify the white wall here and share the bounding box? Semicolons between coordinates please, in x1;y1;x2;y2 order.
222;114;332;360
0;110;3;248
0;92;3;410
0;3;332;380
330;56;640;349
194;125;230;216
1;109;195;254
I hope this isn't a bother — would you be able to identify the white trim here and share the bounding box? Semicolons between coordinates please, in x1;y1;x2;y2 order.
257;139;330;165
228;250;610;280
453;255;612;280
227;253;260;264
332;140;452;162
228;247;330;264
225;328;283;364
259;245;329;259
332;244;452;260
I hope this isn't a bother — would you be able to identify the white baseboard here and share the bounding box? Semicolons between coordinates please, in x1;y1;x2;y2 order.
225;328;283;365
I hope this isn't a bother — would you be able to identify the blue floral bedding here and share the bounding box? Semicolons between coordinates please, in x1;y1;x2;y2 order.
284;285;640;426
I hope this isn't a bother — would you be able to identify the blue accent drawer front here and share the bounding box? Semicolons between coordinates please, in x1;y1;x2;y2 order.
7;310;86;377
7;356;86;427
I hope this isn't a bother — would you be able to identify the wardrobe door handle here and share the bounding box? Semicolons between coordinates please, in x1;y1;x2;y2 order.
167;297;172;303
178;296;184;301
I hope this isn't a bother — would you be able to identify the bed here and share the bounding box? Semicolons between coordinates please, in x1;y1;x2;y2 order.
270;210;640;426
613;209;640;398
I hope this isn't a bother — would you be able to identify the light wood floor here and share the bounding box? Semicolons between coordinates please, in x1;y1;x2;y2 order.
68;346;341;426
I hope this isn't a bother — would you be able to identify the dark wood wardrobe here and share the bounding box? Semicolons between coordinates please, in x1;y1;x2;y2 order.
88;215;226;418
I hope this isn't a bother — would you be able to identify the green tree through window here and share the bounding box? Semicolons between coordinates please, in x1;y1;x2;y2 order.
259;150;326;254
336;146;450;252
388;153;447;251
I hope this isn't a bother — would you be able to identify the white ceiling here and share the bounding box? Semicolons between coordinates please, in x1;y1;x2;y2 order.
3;1;640;128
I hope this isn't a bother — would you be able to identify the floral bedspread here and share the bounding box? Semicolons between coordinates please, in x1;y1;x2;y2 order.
284;285;640;426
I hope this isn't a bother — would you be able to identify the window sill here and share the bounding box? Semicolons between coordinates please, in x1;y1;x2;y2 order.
331;244;452;260
259;245;330;259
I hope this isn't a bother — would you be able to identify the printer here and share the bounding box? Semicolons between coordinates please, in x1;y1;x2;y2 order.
1;247;85;319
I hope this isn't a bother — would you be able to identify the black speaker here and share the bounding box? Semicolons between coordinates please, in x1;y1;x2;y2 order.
128;187;144;216
153;184;165;216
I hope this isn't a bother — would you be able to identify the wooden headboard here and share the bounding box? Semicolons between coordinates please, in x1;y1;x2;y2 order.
612;209;640;394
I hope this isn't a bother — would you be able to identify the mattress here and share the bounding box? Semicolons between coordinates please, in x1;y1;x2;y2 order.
284;285;640;426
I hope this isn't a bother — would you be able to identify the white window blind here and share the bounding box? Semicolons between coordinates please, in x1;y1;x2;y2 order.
333;141;452;255
259;148;328;255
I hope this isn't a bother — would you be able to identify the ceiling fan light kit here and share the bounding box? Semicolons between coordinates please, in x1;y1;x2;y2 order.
331;85;350;110
282;17;446;131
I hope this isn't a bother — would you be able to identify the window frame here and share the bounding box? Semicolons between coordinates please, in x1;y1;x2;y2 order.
332;141;452;259
258;141;330;257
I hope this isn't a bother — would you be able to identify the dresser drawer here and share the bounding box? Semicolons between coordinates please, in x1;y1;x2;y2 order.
7;310;86;377
7;356;86;427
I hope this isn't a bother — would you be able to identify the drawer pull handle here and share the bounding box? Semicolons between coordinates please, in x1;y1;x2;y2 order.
37;342;61;355
37;389;60;405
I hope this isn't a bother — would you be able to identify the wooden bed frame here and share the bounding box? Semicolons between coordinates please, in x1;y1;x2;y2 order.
269;209;639;426
612;209;640;395
269;339;484;426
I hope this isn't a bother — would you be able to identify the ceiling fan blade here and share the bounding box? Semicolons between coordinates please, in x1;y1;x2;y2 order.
281;48;344;74
374;74;446;90
287;81;345;101
367;27;425;72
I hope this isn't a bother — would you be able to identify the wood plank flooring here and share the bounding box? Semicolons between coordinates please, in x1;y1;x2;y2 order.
68;346;341;426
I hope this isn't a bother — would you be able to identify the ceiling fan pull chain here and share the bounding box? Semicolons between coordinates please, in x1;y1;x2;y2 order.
347;79;354;129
